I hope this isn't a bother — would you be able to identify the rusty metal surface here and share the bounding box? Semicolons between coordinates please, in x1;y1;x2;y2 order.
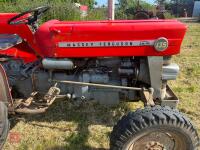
141;88;155;106
124;130;186;150
14;85;60;114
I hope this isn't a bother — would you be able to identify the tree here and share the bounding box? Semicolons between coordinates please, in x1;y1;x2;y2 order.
115;0;153;19
167;0;194;17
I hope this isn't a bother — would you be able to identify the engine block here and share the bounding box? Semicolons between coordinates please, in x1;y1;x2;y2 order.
1;56;179;105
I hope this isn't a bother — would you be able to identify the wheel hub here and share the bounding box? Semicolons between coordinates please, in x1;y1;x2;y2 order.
125;131;177;150
145;141;165;150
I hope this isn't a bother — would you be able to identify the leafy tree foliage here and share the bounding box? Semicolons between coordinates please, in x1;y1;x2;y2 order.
115;0;154;19
0;0;105;21
166;0;194;17
154;0;194;17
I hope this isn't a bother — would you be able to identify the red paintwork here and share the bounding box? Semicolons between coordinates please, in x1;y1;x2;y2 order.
35;19;187;57
0;13;37;62
0;13;187;63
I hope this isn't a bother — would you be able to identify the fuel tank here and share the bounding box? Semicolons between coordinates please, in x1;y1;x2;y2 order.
34;19;187;58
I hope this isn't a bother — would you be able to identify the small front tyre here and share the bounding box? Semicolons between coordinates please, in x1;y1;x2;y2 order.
110;105;199;150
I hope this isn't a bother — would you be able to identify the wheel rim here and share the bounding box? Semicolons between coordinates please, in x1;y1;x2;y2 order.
123;129;188;150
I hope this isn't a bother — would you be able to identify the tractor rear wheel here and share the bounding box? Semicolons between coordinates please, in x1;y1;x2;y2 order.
110;105;199;150
134;11;150;20
0;102;9;149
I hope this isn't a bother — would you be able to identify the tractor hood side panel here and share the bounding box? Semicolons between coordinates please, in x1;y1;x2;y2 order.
35;20;187;58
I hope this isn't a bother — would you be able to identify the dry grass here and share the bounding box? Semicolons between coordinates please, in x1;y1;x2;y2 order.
4;22;200;150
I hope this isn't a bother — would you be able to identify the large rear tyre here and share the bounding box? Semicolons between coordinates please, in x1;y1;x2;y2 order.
0;102;9;149
135;11;150;20
110;105;199;150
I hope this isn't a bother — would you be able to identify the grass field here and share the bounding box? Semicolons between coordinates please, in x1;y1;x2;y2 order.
4;22;200;150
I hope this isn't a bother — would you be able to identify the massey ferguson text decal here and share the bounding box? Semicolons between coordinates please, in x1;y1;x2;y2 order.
58;40;155;48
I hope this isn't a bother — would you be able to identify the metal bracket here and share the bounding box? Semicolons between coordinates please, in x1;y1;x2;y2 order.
141;88;155;106
161;85;179;108
147;56;163;100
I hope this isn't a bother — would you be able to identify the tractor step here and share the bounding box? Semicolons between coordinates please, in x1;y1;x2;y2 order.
161;85;179;108
10;86;60;114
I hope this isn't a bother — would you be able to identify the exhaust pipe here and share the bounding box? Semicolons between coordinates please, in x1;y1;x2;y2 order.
42;58;74;70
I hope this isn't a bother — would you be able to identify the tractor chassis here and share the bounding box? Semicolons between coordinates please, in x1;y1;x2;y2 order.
6;56;180;114
9;81;178;114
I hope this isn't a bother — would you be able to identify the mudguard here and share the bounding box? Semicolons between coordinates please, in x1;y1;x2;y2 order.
0;64;12;103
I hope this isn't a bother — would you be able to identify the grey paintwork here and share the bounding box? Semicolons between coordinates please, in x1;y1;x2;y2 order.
42;58;74;70
162;63;179;80
1;56;179;106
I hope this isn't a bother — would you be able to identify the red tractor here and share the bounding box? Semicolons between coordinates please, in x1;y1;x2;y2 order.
0;6;199;149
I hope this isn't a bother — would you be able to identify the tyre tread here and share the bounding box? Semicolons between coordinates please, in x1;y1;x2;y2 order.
110;106;200;150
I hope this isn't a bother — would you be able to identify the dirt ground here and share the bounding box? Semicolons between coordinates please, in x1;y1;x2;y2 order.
3;22;200;150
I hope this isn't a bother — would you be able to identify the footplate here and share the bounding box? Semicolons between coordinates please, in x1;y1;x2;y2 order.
161;85;179;108
11;86;60;114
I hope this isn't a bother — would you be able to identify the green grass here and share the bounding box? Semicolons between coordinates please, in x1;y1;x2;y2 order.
170;22;200;134
4;100;143;150
4;23;200;150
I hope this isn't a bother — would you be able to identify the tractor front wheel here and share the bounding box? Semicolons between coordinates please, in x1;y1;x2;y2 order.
110;105;199;150
0;102;9;149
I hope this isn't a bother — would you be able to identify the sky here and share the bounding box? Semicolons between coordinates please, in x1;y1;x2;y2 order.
96;0;155;6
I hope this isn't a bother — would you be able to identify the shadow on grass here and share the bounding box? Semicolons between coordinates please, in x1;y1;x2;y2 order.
9;98;135;150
